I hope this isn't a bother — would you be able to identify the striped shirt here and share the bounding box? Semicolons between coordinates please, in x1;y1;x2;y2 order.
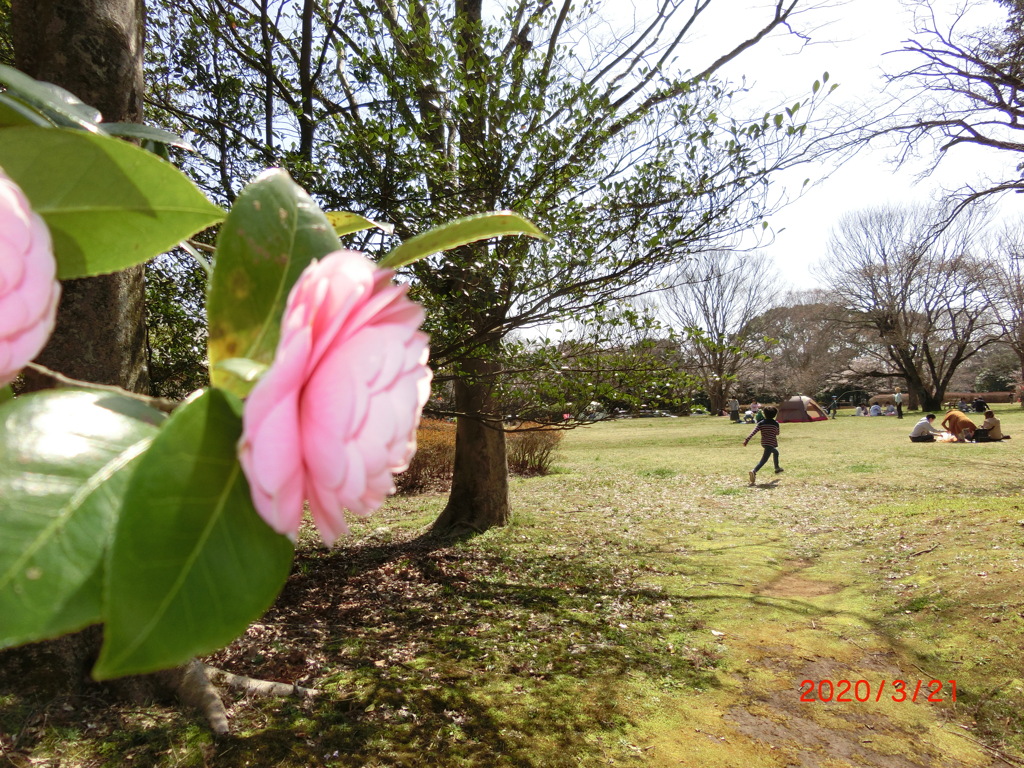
746;419;780;448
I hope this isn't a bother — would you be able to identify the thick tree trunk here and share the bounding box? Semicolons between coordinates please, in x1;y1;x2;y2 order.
12;0;150;395
4;0;169;727
22;270;149;393
431;357;511;536
12;0;146;123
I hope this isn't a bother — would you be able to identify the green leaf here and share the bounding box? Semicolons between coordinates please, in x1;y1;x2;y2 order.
100;122;195;151
325;210;394;237
0;386;11;405
0;390;163;649
0;64;103;131
378;211;547;269
0;127;224;279
0;94;53;128
94;389;293;679
212;357;268;399
207;169;341;393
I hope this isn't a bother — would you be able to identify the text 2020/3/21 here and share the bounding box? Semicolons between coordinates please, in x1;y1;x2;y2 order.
799;680;957;703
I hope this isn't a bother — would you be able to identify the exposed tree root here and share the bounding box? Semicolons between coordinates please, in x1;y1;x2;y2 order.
156;660;230;735
204;664;319;700
157;660;318;735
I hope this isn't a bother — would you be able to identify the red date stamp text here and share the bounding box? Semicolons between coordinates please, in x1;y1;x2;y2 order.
799;679;957;703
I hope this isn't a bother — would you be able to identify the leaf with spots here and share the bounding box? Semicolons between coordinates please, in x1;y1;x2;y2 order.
206;169;341;396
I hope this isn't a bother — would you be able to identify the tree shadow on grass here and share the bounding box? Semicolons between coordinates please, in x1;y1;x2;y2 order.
199;530;722;767
3;529;967;768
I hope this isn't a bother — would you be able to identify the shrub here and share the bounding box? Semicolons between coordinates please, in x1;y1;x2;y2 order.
506;422;563;476
396;419;564;494
394;418;456;494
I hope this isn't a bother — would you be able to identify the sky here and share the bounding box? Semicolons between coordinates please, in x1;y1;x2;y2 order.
667;0;1019;291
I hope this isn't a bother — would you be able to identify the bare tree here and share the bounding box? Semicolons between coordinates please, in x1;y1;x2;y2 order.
986;217;1024;399
662;250;777;413
818;203;1002;409
863;0;1024;223
743;289;861;400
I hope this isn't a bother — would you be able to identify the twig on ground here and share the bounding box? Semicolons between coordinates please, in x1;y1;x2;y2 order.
699;582;747;587
910;544;939;557
946;726;1024;767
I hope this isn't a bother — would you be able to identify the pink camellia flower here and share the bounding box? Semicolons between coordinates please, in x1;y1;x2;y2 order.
0;168;61;386
239;249;432;545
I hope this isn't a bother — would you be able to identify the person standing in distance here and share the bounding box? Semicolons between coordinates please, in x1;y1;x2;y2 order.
728;396;740;423
743;405;782;485
894;387;904;419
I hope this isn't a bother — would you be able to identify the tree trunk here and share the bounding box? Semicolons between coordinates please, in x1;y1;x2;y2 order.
3;0;172;727
12;0;149;395
431;357;511;536
5;0;299;736
1017;351;1024;408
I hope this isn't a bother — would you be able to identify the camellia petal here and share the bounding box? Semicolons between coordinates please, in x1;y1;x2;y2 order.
239;249;432;545
0;168;61;386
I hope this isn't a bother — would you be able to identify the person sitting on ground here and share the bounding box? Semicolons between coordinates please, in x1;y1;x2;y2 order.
957;397;969;411
869;403;882;416
909;414;943;442
973;397;988;413
974;410;1003;442
854;404;865;417
941;409;976;442
885;404;896;416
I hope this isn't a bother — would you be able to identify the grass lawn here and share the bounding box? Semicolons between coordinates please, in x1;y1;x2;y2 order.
2;407;1024;767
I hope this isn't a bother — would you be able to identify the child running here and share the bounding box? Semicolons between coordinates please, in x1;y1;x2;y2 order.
743;405;782;484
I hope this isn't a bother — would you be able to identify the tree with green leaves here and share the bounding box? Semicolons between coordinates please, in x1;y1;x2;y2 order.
0;57;534;730
146;0;834;534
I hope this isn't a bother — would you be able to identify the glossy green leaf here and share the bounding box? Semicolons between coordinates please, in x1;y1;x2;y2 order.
379;211;547;269
0;127;224;279
0;390;163;649
95;389;293;679
100;122;195;151
325;210;394;237
0;94;52;128
0;64;103;131
207;169;341;393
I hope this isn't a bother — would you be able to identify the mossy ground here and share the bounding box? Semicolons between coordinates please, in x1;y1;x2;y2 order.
1;407;1023;766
